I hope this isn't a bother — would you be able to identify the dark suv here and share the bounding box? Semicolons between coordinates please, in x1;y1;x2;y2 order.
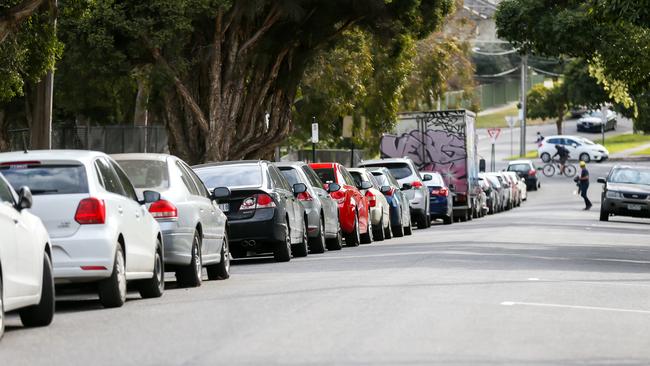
507;160;539;191
598;165;650;221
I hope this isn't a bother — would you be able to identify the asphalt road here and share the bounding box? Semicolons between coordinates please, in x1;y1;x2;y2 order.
2;162;650;365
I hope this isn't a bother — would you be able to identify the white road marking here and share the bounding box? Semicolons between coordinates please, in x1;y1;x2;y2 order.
501;301;650;314
527;278;540;281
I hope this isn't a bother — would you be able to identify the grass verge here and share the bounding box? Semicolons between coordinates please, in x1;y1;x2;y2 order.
505;150;538;161
476;104;548;129
601;134;650;154
632;147;650;156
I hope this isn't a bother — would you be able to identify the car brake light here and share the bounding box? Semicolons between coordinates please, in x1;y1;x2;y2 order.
149;199;178;219
411;181;423;188
384;187;395;196
0;160;41;167
528;169;536;176
297;191;313;201
431;187;449;197
75;198;106;224
365;190;376;207
240;194;277;210
330;189;345;204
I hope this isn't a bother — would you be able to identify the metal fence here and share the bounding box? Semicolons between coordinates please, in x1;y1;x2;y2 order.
9;125;169;154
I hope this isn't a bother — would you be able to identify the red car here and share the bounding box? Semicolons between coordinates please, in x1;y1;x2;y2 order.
310;163;372;246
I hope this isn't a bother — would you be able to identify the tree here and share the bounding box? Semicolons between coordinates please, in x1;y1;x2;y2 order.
527;83;567;135
0;0;46;43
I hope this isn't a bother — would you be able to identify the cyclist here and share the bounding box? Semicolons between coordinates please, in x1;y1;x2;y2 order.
552;144;570;175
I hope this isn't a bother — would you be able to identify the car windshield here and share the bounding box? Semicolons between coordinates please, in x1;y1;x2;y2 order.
313;168;336;184
117;160;170;189
578;137;595;145
278;167;301;186
609;168;650;186
195;164;262;188
363;163;412;180
0;163;88;195
508;164;530;173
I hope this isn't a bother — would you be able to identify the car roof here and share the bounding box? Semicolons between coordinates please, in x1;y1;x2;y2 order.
111;153;172;162
508;160;533;165
193;160;266;169
310;162;339;169
275;161;307;168
0;149;108;164
360;158;411;165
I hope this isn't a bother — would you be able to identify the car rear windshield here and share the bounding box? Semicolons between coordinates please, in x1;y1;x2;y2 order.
0;163;88;195
278;167;301;186
507;164;530;173
195;164;262;188
363;163;412;180
314;168;336;184
609;168;650;186
117;160;170;189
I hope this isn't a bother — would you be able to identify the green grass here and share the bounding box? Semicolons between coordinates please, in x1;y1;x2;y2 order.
505;150;538;161
632;147;650;156
601;133;650;154
475;104;548;129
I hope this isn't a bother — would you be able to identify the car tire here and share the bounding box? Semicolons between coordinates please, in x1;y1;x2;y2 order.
98;244;127;308
600;206;609;222
207;234;231;280
292;220;309;257
346;214;361;247
138;240;165;298
176;233;203;288
308;217;326;254
579;153;591;163
404;220;413;236
0;271;4;340
326;224;343;251
373;215;385;242
416;212;428;229
19;253;55;327
392;212;404;237
540;152;551;163
274;222;292;262
443;215;452;225
384;218;393;239
360;216;373;244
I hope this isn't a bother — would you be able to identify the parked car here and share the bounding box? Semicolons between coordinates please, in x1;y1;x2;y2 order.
501;172;521;207
421;172;454;224
0;151;165;308
486;172;511;211
598;166;650;221
193;161;308;262
310;163;372;246
348;168;391;241
0;176;54;339
367;167;412;237
577;110;617;132
275;162;342;251
358;158;431;228
478;173;499;215
505;171;527;203
507;160;540;191
114;154;230;287
538;135;609;163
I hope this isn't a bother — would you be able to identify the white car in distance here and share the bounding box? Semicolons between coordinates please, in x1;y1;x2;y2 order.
0;175;54;339
0;151;165;308
538;135;609;163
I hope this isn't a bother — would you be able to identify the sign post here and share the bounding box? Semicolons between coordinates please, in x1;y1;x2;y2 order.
600;105;608;145
505;116;517;157
311;117;319;163
487;127;501;171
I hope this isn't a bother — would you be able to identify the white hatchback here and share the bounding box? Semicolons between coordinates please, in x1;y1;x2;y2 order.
0;150;164;308
538;135;609;163
0;175;54;339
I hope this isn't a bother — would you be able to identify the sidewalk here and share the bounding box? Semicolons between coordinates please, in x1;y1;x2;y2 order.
610;142;650;160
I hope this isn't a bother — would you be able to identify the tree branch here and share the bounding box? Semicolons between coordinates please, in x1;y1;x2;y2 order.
0;0;46;43
238;4;282;55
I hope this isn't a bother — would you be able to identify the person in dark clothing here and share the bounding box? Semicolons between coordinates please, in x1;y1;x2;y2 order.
552;144;570;175
578;161;592;210
535;132;544;145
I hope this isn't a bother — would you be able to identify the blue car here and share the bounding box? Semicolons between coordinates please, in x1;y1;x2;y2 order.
367;167;412;237
422;172;453;225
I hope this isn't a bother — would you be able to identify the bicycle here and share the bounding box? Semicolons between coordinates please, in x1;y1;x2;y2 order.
542;159;576;177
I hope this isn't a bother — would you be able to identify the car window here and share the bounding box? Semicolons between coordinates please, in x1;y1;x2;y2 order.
566;139;579;146
547;138;560;144
368;173;381;188
313;167;336;184
0;176;15;204
507;164;531;173
278;167;302;187
195;164;263;188
181;162;210;197
349;171;364;186
269;166;291;191
176;161;200;196
371;172;389;187
95;158;126;196
117;159;170;190
363;163;412;180
302;166;324;189
1;162;89;195
339;167;357;186
111;160;139;201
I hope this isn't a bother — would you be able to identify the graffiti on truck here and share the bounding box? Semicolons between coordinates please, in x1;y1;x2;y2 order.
380;129;468;193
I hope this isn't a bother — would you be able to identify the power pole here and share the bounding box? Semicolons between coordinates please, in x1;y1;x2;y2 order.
519;54;528;157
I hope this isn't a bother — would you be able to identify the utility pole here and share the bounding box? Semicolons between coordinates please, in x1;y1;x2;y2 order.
519;54;528;157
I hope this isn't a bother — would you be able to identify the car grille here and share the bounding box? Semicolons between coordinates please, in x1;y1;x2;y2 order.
623;193;648;200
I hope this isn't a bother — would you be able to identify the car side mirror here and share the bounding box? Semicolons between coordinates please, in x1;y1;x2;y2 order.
16;186;33;211
293;183;307;195
359;181;372;190
142;190;161;204
597;177;606;184
380;185;391;194
401;183;412;191
327;183;341;193
212;187;232;201
422;174;433;182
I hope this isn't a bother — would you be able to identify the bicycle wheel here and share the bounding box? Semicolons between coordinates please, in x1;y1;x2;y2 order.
564;165;577;177
542;164;555;177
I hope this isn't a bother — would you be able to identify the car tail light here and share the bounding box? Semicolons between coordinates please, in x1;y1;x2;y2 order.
297;191;313;201
0;160;41;167
431;187;449;197
384;187;395;196
149;200;178;219
366;190;376;207
528;169;536;176
330;189;345;204
240;194;277;210
75;198;106;225
411;181;423;188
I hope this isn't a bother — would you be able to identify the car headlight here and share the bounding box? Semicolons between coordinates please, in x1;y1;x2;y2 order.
606;191;622;199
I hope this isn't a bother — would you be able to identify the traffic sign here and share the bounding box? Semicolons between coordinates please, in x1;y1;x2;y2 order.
311;122;319;143
487;128;501;143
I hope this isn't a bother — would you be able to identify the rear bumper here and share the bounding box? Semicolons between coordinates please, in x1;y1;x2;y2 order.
429;197;452;217
51;227;117;283
228;208;286;252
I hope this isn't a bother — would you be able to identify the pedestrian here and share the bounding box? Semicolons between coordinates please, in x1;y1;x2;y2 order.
577;160;592;210
535;131;544;145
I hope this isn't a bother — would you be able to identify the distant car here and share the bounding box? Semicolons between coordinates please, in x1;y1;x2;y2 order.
538;135;609;163
501;172;521;207
479;173;499;215
486;172;512;211
507;160;540;191
505;171;527;203
0;151;165;308
577;110;617;132
348;168;391;241
275;162;342;251
421;172;454;224
358;158;431;229
598;166;650;221
367;167;412;237
0;176;54;339
193;161;308;262
114;154;231;287
310;163;372;246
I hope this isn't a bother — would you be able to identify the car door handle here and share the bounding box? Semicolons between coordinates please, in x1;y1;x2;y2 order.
13;218;19;225
118;206;124;214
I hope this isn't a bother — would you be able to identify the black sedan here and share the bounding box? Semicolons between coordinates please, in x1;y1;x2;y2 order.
193;160;308;262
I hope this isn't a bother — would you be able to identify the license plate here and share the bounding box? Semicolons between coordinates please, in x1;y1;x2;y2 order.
628;204;642;211
218;203;230;212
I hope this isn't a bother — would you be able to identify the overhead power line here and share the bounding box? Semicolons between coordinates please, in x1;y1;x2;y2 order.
475;66;521;78
530;66;563;77
472;48;520;56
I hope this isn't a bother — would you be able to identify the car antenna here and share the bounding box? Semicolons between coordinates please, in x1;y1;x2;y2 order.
22;133;28;153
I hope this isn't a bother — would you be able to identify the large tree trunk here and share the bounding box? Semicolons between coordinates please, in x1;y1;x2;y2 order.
0;110;9;152
556;110;564;135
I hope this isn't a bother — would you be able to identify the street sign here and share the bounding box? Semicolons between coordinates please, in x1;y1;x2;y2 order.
487;127;501;143
505;116;517;128
311;122;319;143
342;115;353;138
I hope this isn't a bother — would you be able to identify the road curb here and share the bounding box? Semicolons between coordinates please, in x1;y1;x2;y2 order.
608;156;650;162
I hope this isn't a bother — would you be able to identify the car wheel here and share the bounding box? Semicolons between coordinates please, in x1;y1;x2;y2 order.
98;244;127;308
19;253;55;327
138;240;165;298
0;271;4;340
416;212;428;229
360;215;373;244
274;221;292;262
540;152;551;163
208;233;231;280
176;233;203;288
346;214;361;247
292;220;309;257
579;153;591;163
443;214;453;225
384;217;393;239
308;217;327;254
373;214;385;242
392;211;404;237
326;223;343;251
600;206;610;222
404;219;413;235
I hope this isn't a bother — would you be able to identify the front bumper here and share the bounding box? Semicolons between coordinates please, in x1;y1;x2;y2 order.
602;197;650;218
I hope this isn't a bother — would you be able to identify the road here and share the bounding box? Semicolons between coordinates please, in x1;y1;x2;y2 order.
2;162;650;365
